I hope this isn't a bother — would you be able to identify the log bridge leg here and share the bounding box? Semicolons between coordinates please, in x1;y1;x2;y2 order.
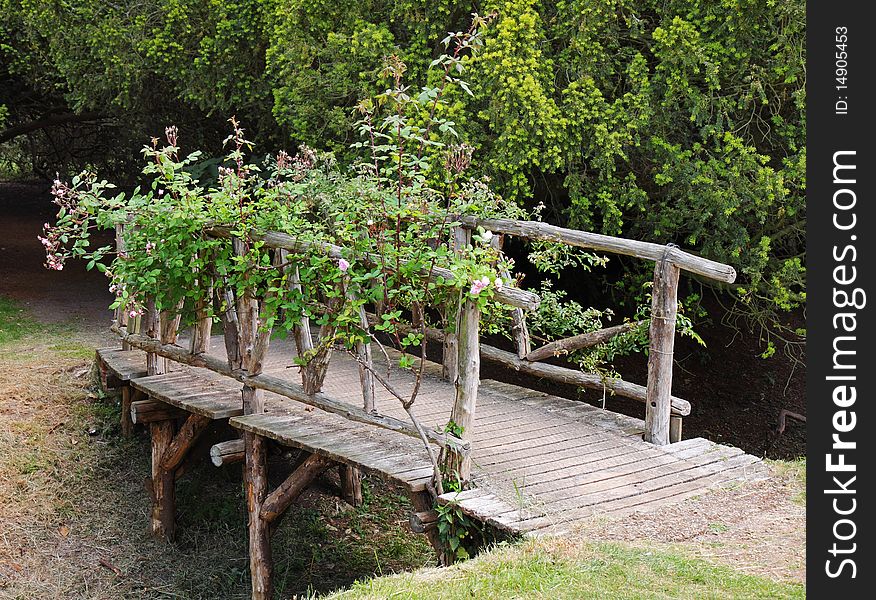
409;490;446;565
144;407;212;540
120;387;146;437
245;434;335;600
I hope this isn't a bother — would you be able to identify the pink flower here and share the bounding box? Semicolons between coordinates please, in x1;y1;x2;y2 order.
338;258;350;273
494;277;504;290
145;242;155;254
470;276;491;296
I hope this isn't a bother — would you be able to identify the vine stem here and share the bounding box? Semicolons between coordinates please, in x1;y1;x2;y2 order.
350;352;445;496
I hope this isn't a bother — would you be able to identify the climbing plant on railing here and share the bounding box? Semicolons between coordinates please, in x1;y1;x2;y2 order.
39;14;526;500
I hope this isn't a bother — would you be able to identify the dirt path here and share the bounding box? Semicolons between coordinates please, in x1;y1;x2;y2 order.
1;182;113;330
572;462;806;583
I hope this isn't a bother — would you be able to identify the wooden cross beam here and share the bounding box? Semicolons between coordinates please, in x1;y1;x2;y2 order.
260;452;334;525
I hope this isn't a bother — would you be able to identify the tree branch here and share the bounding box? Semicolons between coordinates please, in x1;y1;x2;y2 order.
0;111;106;145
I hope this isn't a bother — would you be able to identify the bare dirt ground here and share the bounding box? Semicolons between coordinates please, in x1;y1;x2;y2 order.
0;182;805;597
574;462;805;583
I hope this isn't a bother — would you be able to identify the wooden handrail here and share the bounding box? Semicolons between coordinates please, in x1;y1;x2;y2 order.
110;324;471;454
459;216;736;283
364;314;692;416
206;226;540;311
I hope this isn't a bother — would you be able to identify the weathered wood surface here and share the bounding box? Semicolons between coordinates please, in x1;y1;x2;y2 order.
644;256;681;445
113;325;469;453
210;439;245;466
130;371;245;420
361;315;691;416
111;339;768;537
230;412;435;493
480;343;691;416
96;347;148;385
459;216;737;283
524;321;641;363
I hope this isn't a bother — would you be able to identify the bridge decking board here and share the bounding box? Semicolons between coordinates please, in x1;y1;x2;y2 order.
96;338;768;535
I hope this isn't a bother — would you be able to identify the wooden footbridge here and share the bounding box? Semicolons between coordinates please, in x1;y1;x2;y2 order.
96;216;768;599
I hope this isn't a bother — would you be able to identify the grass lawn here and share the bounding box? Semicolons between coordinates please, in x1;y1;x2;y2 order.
330;537;805;599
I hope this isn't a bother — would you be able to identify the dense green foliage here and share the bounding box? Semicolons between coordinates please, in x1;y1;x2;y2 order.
2;0;805;329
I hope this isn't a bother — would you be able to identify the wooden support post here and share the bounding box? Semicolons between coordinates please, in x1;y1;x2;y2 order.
644;252;681;446
490;234;531;358
190;279;213;355
441;227;469;381
159;303;183;375
669;415;683;444
210;439;245;466
302;294;340;395
409;490;445;564
440;297;480;483
339;465;363;507
409;510;439;533
245;431;272;600
231;234;276;600
441;325;459;382
220;285;242;370
352;299;375;413
149;420;176;540
145;298;163;376
120;386;134;437
288;265;314;358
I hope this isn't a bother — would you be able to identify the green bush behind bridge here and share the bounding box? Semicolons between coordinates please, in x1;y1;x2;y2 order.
1;0;805;330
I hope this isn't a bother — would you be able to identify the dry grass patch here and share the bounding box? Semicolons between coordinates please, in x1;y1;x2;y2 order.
0;300;432;599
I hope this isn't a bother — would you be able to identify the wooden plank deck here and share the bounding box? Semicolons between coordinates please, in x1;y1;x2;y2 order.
96;347;148;387
97;338;769;535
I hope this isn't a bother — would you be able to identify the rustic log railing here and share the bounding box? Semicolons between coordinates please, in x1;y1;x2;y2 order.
115;218;734;456
456;216;735;446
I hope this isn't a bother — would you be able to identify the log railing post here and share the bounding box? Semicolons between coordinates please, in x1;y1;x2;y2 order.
232;237;275;600
114;223;131;351
144;297;163;376
441;227;469;381
644;249;681;445
190;267;213;355
490;234;531;358
159;302;183;374
144;296;173;539
440;296;480;483
145;297;186;540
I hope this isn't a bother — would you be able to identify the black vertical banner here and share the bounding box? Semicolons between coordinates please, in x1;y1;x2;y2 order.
807;1;874;596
